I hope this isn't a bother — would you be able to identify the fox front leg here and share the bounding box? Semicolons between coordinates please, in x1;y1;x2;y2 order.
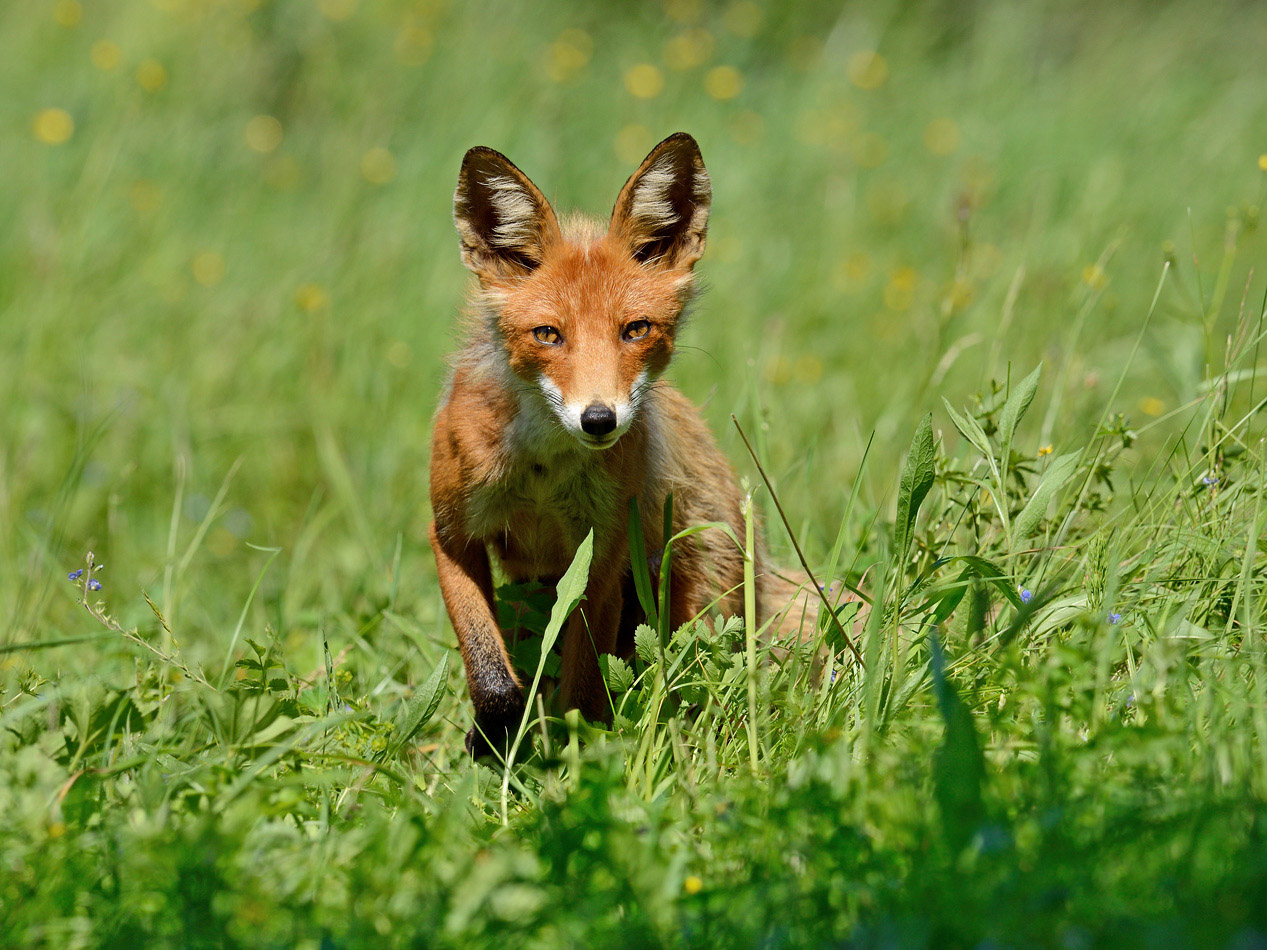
429;521;525;759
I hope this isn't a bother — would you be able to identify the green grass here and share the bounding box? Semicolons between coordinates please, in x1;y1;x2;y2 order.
3;0;1267;946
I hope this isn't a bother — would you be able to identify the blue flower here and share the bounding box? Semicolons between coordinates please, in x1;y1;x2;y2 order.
68;569;83;581
1108;612;1121;625
1203;475;1219;486
1019;587;1032;604
87;579;102;592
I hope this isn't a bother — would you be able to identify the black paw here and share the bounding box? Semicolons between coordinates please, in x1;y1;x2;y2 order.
465;691;526;761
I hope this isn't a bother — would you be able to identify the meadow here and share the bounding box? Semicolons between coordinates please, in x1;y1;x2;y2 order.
3;0;1267;946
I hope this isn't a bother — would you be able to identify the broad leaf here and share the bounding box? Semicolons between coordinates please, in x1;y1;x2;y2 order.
998;363;1042;467
1013;452;1080;541
894;413;936;562
387;653;449;757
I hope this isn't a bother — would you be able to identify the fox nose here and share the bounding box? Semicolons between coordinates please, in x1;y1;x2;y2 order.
580;403;618;436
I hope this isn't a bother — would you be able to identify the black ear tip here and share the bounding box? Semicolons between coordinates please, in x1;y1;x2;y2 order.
459;146;514;176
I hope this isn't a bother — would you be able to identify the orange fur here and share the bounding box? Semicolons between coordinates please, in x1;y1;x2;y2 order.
430;133;809;757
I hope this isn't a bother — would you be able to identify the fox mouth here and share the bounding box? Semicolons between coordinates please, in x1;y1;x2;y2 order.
578;432;621;451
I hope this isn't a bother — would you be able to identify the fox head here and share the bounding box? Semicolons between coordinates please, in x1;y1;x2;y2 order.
453;132;711;451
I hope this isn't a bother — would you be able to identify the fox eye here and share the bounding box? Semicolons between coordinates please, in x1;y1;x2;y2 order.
622;320;652;342
532;326;563;345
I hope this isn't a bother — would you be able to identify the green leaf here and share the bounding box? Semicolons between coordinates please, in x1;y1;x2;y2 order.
388;652;449;757
998;363;1042;466
929;632;987;852
941;398;992;458
600;654;635;694
634;623;659;667
894;413;937;562
956;555;1024;609
1013;452;1080;541
626;498;658;630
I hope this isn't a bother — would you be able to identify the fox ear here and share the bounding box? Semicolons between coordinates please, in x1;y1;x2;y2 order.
454;147;560;279
610;132;711;271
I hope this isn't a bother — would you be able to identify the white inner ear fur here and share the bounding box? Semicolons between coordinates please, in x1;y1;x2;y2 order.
629;156;683;230
483;174;540;249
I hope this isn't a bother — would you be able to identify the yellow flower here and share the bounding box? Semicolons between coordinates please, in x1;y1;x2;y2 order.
1082;264;1108;289
244;115;283;153
295;284;329;313
91;40;122;71
683;875;703;895
32;108;74;145
48;821;67;839
624;63;665;99
703;65;743;100
136;60;168;92
847;51;888;89
1139;397;1165;417
361;147;397;185
1038;445;1052;457
1259;154;1267;172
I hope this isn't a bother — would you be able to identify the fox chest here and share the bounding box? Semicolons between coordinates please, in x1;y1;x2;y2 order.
466;458;621;579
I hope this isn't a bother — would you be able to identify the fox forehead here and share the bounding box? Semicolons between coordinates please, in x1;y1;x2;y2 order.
496;226;687;328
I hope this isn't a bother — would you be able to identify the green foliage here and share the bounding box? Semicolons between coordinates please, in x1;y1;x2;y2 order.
3;0;1267;946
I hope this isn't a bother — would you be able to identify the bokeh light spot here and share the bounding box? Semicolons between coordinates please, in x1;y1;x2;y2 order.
614;124;654;164
848;51;889;90
91;40;122;70
624;63;665;99
32;108;74;145
295;283;329;312
722;1;762;37
663;29;714;70
244;115;283;153
547;29;592;82
704;65;743;100
192;251;226;287
53;0;82;27
924;118;961;156
136;59;168;92
361;147;397;185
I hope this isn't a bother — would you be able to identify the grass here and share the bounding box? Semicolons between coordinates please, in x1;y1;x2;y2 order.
3;0;1267;946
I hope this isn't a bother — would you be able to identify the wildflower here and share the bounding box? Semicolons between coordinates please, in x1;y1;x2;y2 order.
1038;445;1053;457
1019;587;1032;604
830;669;838;684
1108;612;1121;625
68;569;84;581
683;875;704;895
1202;475;1219;487
1259;154;1267;172
88;579;102;592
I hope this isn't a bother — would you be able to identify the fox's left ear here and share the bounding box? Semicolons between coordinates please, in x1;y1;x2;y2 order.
610;132;711;271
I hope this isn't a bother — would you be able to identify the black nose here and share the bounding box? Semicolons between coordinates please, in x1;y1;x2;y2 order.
580;404;618;436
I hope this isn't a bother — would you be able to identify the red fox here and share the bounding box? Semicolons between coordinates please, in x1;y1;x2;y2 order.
430;132;809;757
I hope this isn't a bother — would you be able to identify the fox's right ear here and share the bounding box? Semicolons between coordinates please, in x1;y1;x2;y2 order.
454;147;560;280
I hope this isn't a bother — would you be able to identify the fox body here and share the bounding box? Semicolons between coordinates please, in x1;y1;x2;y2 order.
430;133;800;757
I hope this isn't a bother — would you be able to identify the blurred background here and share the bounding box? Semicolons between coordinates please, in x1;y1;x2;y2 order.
3;0;1266;659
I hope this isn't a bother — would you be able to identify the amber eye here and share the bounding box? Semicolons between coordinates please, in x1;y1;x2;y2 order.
622;320;652;342
532;326;563;345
